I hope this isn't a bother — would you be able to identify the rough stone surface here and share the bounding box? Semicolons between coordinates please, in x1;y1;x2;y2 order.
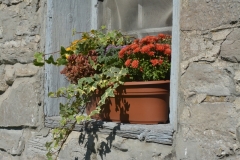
177;1;240;160
14;63;39;77
4;64;15;85
24;128;52;160
179;29;232;74
0;65;8;93
180;0;240;31
237;126;240;143
220;28;240;63
0;1;42;64
0;150;21;160
0;129;24;155
0;0;46;159
0;77;41;127
59;131;173;160
181;63;235;97
177;103;239;159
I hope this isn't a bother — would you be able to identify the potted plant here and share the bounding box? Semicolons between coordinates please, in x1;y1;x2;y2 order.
33;27;171;159
87;34;172;124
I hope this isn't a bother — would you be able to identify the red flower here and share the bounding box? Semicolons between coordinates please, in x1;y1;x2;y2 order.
133;47;140;53
124;59;132;67
156;44;165;52
118;49;125;58
148;51;155;56
164;48;171;56
131;60;139;68
141;45;151;53
150;59;159;66
130;43;138;50
158;34;166;39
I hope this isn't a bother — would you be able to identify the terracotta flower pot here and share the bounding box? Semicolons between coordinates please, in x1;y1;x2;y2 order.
86;80;170;124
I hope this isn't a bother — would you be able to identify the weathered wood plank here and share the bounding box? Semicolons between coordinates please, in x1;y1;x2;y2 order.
45;116;174;145
45;0;93;116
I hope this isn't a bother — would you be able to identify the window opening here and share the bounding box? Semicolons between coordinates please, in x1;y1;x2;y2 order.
45;0;179;130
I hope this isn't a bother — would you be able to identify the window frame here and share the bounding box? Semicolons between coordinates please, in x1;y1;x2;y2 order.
44;0;180;131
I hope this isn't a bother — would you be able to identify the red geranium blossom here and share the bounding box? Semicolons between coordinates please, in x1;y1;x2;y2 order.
156;44;165;52
131;60;139;68
164;48;171;56
124;59;132;67
118;34;171;81
150;59;159;66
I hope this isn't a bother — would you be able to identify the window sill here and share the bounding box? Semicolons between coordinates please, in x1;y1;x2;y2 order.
45;116;174;145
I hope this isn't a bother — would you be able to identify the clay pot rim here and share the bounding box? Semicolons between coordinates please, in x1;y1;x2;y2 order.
123;80;170;86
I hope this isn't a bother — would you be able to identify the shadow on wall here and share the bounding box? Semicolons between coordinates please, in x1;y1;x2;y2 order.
76;121;121;160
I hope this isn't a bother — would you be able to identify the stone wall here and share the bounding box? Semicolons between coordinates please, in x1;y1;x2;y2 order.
1;0;240;160
0;0;51;159
176;0;240;159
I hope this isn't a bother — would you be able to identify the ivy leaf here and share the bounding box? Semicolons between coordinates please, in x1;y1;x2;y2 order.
48;92;55;98
33;52;44;66
56;57;67;66
117;37;124;45
60;46;67;56
101;25;106;30
33;59;44;66
76;115;86;124
45;55;57;65
46;152;53;160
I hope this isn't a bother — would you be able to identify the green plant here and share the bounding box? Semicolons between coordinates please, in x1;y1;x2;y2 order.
118;34;172;81
33;27;171;159
33;27;131;159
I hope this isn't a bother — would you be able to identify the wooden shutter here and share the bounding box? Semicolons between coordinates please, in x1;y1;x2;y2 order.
45;0;98;116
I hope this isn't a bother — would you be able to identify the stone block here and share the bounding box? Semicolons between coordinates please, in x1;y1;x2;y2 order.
0;150;21;160
4;65;15;85
0;65;8;93
181;103;238;133
181;0;240;30
211;29;232;41
14;63;38;77
220;28;240;63
25;129;52;160
0;129;24;155
180;30;225;64
0;42;39;64
15;20;40;36
181;63;235;96
0;77;41;127
0;76;8;93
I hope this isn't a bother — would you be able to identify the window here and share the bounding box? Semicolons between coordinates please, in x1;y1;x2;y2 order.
45;0;179;130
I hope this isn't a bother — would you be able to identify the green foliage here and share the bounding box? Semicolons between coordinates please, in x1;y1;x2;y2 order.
32;27;171;160
75;28;131;55
118;34;172;81
43;66;127;159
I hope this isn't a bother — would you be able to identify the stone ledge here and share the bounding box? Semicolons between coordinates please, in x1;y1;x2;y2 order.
45;116;174;145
